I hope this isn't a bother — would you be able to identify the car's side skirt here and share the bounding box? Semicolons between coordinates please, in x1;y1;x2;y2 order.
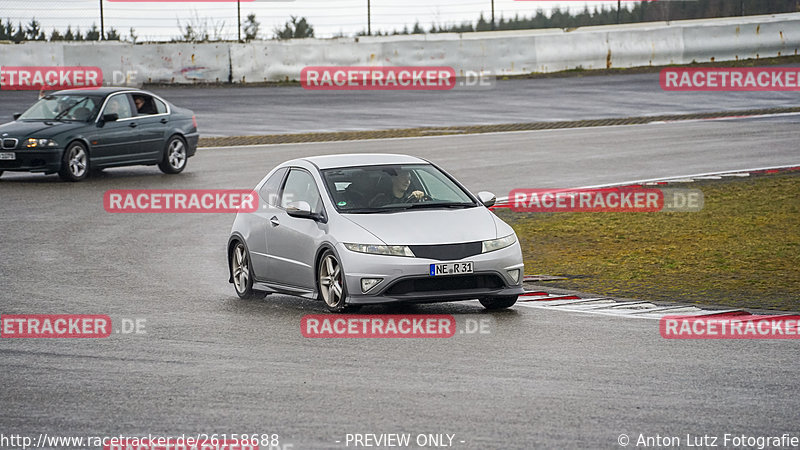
253;280;317;300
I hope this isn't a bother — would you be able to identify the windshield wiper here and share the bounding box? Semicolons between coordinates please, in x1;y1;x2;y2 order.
341;208;395;214
403;202;476;209
54;97;89;121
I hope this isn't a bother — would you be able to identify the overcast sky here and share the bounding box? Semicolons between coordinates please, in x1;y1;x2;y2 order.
2;0;625;40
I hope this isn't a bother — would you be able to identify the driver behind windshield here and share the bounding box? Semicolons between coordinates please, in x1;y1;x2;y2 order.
369;168;425;207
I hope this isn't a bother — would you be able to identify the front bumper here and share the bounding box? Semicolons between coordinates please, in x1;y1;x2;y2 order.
338;241;525;305
0;148;62;173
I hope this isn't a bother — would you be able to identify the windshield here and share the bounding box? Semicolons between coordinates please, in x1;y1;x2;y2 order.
321;163;476;213
18;94;102;122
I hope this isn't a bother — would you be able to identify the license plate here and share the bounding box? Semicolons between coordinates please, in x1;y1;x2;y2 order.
0;152;14;160
430;261;473;276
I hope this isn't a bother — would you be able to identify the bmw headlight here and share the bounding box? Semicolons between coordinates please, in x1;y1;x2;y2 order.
481;234;516;253
26;138;58;148
344;243;415;257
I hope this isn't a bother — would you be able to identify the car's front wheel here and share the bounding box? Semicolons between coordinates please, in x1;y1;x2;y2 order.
158;135;187;174
230;241;255;299
58;142;89;182
479;296;518;310
318;250;358;313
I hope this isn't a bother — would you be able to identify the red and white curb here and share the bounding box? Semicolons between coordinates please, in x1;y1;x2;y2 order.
514;280;797;322
514;290;745;320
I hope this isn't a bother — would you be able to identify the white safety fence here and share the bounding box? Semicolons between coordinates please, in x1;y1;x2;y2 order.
1;13;798;85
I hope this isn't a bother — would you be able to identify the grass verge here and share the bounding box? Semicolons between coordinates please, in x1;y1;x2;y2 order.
495;172;800;311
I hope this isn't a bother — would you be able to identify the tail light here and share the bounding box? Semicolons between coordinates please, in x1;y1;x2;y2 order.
192;115;198;130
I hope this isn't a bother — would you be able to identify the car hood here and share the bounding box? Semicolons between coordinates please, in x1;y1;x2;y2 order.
0;120;84;138
342;206;499;245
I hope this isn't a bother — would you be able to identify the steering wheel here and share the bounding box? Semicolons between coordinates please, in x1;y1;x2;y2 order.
402;192;432;203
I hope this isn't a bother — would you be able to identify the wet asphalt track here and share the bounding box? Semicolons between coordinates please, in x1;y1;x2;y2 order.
1;116;799;448
1;72;799;136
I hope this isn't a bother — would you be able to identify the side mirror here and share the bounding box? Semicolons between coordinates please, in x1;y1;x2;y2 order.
12;113;21;120
102;113;119;122
286;201;313;219
477;191;496;207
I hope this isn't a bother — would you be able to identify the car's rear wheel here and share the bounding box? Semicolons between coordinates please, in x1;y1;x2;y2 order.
58;142;89;182
479;296;518;310
231;241;255;299
158;135;187;174
318;250;358;313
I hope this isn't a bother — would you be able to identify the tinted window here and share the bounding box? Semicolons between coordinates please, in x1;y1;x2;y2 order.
103;94;133;120
259;168;287;207
281;169;322;213
132;94;158;115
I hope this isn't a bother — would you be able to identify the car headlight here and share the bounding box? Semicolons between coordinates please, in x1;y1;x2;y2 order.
26;138;58;148
481;234;516;253
344;243;415;257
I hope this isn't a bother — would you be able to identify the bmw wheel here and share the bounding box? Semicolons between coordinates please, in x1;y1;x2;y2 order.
231;241;255;299
158;135;187;174
58;142;89;182
479;296;518;310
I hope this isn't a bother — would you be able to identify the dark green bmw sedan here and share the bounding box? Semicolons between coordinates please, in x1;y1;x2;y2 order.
0;87;198;181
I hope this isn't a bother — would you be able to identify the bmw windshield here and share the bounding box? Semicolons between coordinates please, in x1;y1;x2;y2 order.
18;94;103;122
321;164;477;213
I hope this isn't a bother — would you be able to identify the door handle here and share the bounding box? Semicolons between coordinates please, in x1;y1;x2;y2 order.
160;118;168;124
128;122;137;128
270;216;280;227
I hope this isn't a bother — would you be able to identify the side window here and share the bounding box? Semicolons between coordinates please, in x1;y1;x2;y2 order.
103;94;133;120
259;168;287;207
132;94;158;115
154;98;167;114
281;169;322;213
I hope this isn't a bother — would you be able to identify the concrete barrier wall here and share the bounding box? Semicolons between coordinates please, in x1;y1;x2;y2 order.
1;13;798;85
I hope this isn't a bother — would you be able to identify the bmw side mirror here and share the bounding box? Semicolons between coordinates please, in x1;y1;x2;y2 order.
102;113;119;123
13;113;21;120
477;191;496;207
286;201;313;219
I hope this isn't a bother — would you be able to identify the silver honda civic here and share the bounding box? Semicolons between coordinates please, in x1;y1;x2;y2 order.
227;154;524;312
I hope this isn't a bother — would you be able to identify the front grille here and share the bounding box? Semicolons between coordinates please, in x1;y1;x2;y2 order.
409;241;482;260
385;274;504;296
2;138;18;149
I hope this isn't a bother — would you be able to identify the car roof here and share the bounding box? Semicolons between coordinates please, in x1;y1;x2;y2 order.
50;87;149;96
301;154;427;170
